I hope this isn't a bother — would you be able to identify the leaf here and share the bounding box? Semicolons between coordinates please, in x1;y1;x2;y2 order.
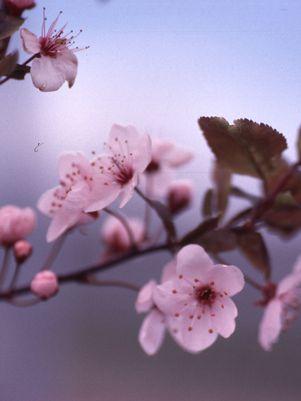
297;124;301;160
0;50;18;76
198;117;287;180
264;204;301;236
0;13;24;40
234;228;271;278
200;229;237;253
181;216;220;246
201;188;213;217
212;161;232;215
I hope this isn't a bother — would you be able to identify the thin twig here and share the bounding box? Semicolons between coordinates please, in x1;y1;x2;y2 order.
41;232;68;271
0;242;170;301
82;276;139;292
0;247;10;289
0;53;39;86
103;208;137;250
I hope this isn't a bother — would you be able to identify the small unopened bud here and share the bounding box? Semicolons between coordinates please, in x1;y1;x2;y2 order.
167;180;194;214
30;271;58;300
0;205;36;246
101;216;145;252
13;240;32;263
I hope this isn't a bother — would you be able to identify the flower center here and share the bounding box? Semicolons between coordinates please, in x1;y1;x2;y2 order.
113;163;134;185
195;285;216;306
145;160;160;173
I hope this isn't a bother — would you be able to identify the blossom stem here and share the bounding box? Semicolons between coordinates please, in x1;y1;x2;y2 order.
41;232;68;270
0;247;11;289
9;262;21;290
103;208;137;250
0;53;39;86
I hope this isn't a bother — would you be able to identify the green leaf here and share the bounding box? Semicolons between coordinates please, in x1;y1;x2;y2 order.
0;50;18;76
0;13;24;40
234;228;271;279
198;117;287;180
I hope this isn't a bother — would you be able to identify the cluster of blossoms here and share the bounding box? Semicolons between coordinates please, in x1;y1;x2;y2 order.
1;5;301;358
0;122;300;355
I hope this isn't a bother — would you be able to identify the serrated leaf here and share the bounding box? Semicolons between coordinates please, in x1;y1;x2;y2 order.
264;204;301;236
234;228;271;279
0;50;18;76
199;117;287;180
0;13;24;40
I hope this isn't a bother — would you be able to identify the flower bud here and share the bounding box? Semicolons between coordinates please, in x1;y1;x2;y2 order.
0;205;36;246
30;271;59;299
4;0;35;16
101;216;145;252
13;240;32;263
167;180;193;214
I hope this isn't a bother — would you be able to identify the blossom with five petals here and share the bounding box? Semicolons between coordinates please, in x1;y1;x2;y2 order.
258;257;301;351
86;124;152;212
20;9;81;91
154;244;245;352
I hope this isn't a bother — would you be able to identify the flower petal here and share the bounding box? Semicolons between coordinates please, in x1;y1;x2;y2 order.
31;56;65;92
154;279;193;315
135;280;156;313
20;28;40;54
138;309;166;355
211;297;238;338
54;49;78;88
208;264;245;296
258;299;283;351
176;244;214;283
177;308;218;353
46;210;79;242
118;175;138;208
161;260;177;283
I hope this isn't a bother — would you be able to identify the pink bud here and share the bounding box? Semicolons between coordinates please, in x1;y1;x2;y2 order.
4;0;35;16
101;216;145;252
30;271;59;299
167;180;194;214
0;205;36;246
13;240;32;263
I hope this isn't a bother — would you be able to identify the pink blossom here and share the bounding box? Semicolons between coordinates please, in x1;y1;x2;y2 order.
4;0;35;16
31;270;59;299
143;138;193;196
154;245;245;353
135;260;179;355
167;179;194;214
38;152;99;242
0;205;36;245
20;9;83;92
86;124;152;212
13;240;33;263
258;258;301;351
101;216;145;252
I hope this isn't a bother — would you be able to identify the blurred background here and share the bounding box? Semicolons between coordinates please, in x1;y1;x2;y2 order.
0;0;301;400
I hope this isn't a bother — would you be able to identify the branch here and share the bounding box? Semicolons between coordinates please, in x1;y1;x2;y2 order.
0;242;170;301
0;53;38;86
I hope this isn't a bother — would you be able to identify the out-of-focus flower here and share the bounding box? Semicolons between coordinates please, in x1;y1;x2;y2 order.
38;152;99;242
13;240;32;263
135;260;180;355
20;9;86;92
4;0;35;16
143;138;193;197
101;216;145;252
258;258;301;351
86;124;151;212
167;179;194;214
154;244;244;353
0;205;36;246
31;270;59;299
